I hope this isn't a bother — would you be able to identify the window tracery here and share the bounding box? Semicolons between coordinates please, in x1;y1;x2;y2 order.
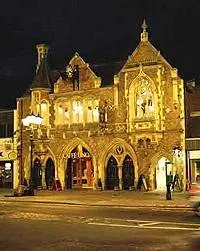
135;78;154;118
41;100;49;125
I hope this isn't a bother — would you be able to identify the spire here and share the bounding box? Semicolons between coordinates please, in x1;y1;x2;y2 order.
30;44;51;90
141;19;148;42
36;44;49;72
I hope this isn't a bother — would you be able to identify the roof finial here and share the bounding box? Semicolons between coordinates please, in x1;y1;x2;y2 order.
141;19;148;42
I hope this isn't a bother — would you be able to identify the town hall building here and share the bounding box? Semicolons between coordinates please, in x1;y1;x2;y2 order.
14;20;185;192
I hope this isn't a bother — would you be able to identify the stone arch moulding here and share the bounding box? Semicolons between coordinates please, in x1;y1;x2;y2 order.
29;146;57;179
128;71;159;122
129;70;157;94
42;147;57;175
99;138;138;176
34;147;56;165
57;137;97;188
149;149;173;189
150;149;173;170
40;98;49;104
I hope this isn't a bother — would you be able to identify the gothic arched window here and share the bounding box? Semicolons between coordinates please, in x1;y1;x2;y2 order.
135;78;154;118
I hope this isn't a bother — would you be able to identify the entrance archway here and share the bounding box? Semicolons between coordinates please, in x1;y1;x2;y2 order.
106;156;119;190
32;158;42;189
45;158;55;189
66;146;94;189
122;155;134;190
156;157;171;191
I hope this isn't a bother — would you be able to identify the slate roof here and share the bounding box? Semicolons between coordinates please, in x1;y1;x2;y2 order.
123;40;172;70
30;58;52;90
91;61;125;87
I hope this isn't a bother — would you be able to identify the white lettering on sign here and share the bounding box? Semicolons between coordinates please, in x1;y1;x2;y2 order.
66;152;91;159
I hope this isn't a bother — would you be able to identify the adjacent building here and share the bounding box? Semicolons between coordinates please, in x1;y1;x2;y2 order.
185;81;200;187
13;20;186;192
0;109;17;188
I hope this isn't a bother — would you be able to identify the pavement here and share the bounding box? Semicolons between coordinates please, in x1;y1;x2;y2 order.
0;188;192;209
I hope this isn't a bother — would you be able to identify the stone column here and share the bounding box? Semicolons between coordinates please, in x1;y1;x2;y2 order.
118;166;122;190
41;165;46;189
93;159;98;190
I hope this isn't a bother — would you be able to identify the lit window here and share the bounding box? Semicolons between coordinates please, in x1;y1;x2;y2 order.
72;101;83;123
135;79;154;118
93;107;99;122
64;108;70;120
41;101;49;125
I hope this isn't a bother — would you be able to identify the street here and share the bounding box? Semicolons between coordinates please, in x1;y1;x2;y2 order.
0;201;200;250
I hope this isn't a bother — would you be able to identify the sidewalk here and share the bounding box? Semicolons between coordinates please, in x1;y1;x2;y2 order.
0;188;192;209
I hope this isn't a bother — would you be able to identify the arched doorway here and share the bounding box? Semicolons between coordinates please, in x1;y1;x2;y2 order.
122;155;134;190
156;157;171;191
45;158;55;189
106;156;119;190
66;145;94;189
32;158;42;189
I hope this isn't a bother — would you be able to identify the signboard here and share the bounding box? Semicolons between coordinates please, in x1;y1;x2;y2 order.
8;152;17;160
189;150;200;159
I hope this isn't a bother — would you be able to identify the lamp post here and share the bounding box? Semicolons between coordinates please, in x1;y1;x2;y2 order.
22;114;43;190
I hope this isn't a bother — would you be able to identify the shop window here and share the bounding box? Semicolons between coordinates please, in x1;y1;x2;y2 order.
0;162;13;188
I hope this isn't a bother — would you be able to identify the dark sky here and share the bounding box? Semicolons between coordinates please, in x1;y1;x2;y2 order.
0;0;200;109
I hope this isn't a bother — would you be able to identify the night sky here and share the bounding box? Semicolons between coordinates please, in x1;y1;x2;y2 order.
0;0;200;109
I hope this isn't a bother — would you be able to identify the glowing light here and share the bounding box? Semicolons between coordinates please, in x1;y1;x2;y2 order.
93;107;99;117
22;114;43;126
65;110;70;119
148;104;154;112
73;103;82;113
137;98;144;105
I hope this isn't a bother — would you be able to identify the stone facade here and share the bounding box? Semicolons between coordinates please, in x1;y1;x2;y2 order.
14;21;186;192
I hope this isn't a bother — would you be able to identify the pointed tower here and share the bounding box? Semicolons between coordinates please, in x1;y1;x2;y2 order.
140;19;148;42
122;19;172;69
30;43;51;91
29;44;52;117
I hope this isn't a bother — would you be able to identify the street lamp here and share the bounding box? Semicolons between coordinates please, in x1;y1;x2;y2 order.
22;113;43;190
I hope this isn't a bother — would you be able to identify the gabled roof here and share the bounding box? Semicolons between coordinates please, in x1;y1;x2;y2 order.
122;20;172;70
91;61;125;87
123;41;171;69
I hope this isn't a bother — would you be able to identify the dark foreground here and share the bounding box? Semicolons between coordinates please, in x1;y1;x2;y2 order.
0;201;199;251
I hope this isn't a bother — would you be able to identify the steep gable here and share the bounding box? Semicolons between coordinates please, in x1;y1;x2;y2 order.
54;53;101;93
122;20;172;71
69;53;101;90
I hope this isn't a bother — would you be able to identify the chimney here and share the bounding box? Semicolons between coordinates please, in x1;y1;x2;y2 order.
36;43;49;72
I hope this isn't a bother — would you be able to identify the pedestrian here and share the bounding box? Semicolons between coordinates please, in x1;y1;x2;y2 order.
137;174;145;191
166;182;173;200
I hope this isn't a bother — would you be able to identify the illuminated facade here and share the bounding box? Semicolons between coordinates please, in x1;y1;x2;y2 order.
14;21;186;191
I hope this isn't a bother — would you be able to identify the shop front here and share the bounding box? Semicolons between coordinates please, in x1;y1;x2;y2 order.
0;161;13;188
65;145;94;189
